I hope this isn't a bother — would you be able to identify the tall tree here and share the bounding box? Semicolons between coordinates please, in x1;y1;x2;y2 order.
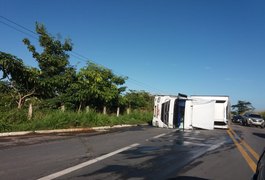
97;65;127;114
1;22;76;109
0;52;39;108
232;100;254;114
23;22;76;99
68;62;127;113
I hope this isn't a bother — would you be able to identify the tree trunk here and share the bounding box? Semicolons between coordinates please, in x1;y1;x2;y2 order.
16;90;35;109
103;106;107;115
116;107;120;117
28;103;33;120
17;98;23;109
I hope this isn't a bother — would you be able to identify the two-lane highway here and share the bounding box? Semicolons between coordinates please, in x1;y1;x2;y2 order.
178;124;265;179
0;124;264;179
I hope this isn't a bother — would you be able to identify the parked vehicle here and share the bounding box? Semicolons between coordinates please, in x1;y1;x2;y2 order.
241;113;264;128
232;115;243;123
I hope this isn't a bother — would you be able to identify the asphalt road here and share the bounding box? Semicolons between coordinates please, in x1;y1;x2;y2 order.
0;124;264;180
177;124;265;180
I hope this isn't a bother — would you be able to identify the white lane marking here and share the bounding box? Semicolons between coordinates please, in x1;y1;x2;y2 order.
187;140;226;163
153;133;166;139
37;143;140;180
184;137;204;141
183;141;210;147
207;141;225;151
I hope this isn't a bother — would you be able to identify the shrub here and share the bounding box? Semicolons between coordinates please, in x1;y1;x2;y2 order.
0;108;153;132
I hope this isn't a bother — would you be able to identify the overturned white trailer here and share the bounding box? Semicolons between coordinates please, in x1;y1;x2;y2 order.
152;94;230;130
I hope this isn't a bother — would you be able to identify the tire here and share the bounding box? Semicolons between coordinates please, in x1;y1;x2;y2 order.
242;119;246;126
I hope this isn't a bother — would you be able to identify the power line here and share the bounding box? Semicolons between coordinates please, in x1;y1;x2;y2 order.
69;52;165;93
0;20;37;40
70;51;165;93
0;15;165;94
0;15;37;35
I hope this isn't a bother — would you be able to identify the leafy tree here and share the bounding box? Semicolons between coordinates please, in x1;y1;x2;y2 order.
1;22;133;116
232;100;254;114
111;94;126;116
0;81;15;109
96;66;126;114
1;23;76;109
23;22;76;99
0;52;39;108
124;90;154;112
67;62;127;113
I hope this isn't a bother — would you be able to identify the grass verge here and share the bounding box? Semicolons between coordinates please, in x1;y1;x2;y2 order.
0;109;152;133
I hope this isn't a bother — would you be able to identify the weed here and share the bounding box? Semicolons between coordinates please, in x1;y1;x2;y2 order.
0;109;153;132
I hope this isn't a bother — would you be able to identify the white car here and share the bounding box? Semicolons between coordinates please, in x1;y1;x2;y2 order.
242;113;265;128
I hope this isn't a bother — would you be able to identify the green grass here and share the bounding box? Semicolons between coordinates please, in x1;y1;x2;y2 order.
0;109;152;132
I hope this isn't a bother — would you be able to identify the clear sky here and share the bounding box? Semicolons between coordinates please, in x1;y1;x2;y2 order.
1;0;265;110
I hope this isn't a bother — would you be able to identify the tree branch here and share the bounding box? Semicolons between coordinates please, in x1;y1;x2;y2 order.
21;89;35;101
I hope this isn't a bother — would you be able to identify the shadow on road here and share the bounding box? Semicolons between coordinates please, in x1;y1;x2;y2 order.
253;133;265;139
75;129;226;179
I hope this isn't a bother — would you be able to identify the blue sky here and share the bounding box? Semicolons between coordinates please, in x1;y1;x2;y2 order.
1;0;265;110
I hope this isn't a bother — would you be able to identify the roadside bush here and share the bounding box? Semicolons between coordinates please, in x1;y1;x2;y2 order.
0;109;28;132
0;108;153;132
0;120;12;132
0;109;28;124
121;110;153;124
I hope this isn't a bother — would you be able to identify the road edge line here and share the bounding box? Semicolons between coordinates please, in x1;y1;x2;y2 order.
37;143;140;180
0;124;148;137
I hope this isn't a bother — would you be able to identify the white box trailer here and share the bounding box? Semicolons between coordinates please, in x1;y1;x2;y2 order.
152;95;230;130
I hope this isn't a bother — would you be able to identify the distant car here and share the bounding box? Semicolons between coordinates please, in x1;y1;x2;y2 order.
232;115;243;123
241;113;264;128
253;148;265;180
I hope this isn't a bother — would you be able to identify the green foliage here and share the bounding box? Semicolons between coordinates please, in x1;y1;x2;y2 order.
0;52;39;90
0;22;155;132
66;62;127;110
0;109;28;132
23;22;75;99
0;81;16;109
231;100;254;115
124;90;154;111
0;52;39;108
0;23;153;113
0;109;152;132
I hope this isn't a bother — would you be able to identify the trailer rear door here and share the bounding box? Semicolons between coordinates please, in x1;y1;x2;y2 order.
192;100;215;130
